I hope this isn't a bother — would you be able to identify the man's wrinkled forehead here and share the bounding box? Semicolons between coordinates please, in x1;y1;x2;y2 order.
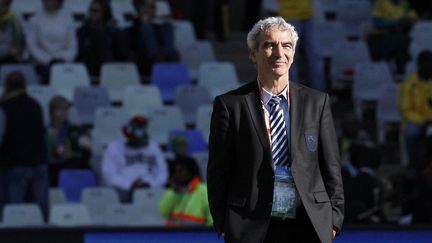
259;28;294;44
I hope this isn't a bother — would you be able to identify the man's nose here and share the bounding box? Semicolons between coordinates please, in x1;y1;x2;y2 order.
273;44;284;57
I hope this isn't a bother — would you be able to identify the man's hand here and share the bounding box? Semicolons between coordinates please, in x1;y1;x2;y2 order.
333;229;336;238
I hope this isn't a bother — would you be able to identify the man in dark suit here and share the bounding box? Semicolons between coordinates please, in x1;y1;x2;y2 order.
207;16;344;243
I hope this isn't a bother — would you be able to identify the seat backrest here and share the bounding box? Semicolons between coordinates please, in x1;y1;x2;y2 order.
132;188;165;220
191;151;209;182
49;188;67;206
92;107;130;156
2;203;44;226
330;40;371;82
104;204;152;226
198;61;240;98
353;61;394;101
179;40;216;79
123;84;163;116
58;169;97;202
81;187;120;225
49;204;91;226
100;62;141;102
174;85;212;124
172;20;197;50
50;63;91;100
196;104;213;143
376;83;401;123
0;63;39;86
168;129;208;155
150;62;192;102
316;21;346;57
73;86;110;125
147;106;185;144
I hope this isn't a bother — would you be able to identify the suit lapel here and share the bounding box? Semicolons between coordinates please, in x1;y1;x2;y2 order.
289;82;304;165
244;83;271;157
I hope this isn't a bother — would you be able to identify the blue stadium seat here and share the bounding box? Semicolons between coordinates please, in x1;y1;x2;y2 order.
58;169;97;203
168;129;208;155
150;62;192;103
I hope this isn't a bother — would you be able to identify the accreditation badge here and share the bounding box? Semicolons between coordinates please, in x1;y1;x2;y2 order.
271;166;297;219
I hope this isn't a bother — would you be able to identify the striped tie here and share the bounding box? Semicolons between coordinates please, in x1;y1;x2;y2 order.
268;95;289;167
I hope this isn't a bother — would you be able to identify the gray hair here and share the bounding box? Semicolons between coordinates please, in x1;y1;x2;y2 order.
246;16;299;51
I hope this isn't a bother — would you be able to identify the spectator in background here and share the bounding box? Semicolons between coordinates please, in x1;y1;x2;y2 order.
348;145;382;223
398;50;432;166
102;115;168;202
127;0;178;76
276;0;326;91
46;96;91;186
77;0;130;78
0;71;48;218
26;0;77;83
159;156;212;226
0;0;25;64
368;0;417;74
167;135;201;184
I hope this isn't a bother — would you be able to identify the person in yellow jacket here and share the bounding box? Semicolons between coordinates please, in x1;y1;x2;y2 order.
398;50;432;164
277;0;326;92
369;0;417;74
159;156;212;226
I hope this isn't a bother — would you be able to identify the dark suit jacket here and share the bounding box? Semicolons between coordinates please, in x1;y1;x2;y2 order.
207;81;344;243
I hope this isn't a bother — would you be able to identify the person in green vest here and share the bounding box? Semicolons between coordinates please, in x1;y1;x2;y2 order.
159;156;212;226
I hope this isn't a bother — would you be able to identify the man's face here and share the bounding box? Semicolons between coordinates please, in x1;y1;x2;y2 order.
249;28;295;80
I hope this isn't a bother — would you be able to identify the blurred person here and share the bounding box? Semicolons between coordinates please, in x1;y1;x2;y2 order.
347;145;382;223
277;0;326;91
368;0;417;74
0;0;25;64
159;156;212;226
398;50;432;166
102;115;168;202
46;96;91;186
207;17;344;243
167;135;201;184
26;0;77;83
127;0;178;76
0;71;48;218
77;0;130;77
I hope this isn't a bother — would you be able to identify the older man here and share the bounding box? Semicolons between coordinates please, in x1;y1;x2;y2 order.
207;17;344;243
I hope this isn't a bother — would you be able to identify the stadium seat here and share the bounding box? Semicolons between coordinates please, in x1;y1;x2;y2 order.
179;40;216;79
172;20;197;50
2;203;44;226
146;106;186;145
196;104;213;143
92;107;130;157
353;61;394;120
168;129;208;155
73;86;110;125
50;63;91;100
376;83;401;143
81;187;120;224
100;62;141;102
150;62;192;103
132;188;165;225
49;188;67;206
174;85;212;124
122;84;163;116
49;204;91;226
58;169;97;203
191;151;209;181
198;61;240;98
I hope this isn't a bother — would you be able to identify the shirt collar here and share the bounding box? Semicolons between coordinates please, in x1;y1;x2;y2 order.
257;79;289;106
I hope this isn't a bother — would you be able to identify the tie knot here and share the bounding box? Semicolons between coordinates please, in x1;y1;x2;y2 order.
268;95;283;107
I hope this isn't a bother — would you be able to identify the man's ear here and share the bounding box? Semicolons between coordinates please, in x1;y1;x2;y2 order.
249;48;256;64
